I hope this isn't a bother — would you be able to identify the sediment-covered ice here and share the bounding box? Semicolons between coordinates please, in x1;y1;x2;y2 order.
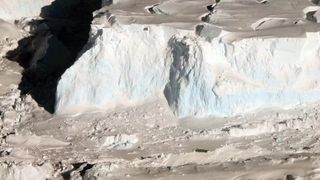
0;0;54;22
55;18;320;118
0;19;22;39
0;162;54;180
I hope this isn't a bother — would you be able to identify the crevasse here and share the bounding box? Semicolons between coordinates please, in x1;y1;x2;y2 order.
55;23;320;118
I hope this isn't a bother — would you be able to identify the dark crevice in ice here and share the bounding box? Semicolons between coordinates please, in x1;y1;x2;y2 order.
6;0;102;113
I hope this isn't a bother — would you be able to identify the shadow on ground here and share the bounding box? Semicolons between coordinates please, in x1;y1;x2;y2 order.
6;0;101;113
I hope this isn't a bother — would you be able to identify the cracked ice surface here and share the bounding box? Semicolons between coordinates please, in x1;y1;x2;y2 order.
56;20;320;118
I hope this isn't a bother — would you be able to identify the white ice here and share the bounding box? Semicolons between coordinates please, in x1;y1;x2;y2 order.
55;20;320;118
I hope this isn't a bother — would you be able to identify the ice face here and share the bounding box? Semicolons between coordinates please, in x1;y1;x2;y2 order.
56;25;176;111
55;23;320;118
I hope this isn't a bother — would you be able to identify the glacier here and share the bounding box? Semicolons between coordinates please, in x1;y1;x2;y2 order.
55;18;320;118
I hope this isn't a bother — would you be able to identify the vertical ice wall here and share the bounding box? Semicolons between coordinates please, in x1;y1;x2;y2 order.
56;25;177;111
56;23;320;118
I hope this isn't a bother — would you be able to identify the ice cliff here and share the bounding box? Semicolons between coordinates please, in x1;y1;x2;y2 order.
55;24;320;117
55;1;320;118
